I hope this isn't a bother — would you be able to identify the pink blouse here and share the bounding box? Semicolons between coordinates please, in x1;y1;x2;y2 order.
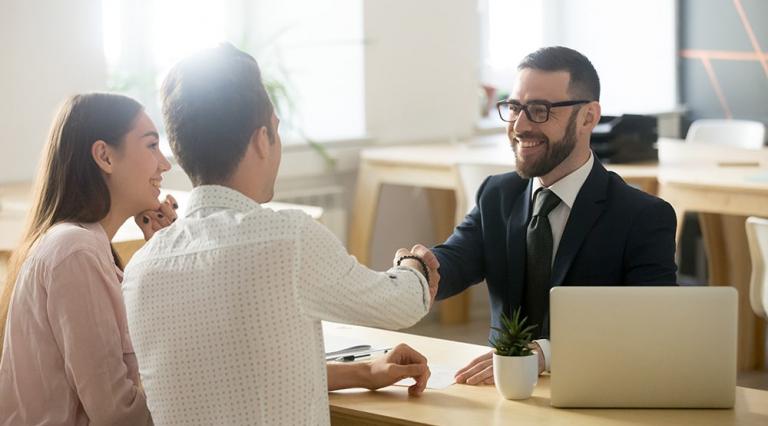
0;222;151;425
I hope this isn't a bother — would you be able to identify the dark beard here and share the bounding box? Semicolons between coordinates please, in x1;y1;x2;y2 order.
513;111;578;179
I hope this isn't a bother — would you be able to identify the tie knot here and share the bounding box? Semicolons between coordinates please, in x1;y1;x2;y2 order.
533;188;561;217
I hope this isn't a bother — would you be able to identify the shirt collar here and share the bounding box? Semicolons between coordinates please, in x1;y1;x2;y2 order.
530;151;594;209
184;185;261;217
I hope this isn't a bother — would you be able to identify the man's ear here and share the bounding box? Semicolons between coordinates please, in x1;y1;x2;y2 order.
582;102;601;129
91;140;114;174
250;125;270;159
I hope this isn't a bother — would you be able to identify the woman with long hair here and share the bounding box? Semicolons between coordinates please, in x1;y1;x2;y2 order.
0;93;176;425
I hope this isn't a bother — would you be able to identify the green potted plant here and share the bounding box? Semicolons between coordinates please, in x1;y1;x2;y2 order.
490;307;539;399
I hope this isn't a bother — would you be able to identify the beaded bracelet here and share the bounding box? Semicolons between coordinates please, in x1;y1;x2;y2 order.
396;255;430;285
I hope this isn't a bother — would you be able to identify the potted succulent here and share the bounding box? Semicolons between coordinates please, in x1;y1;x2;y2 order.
490;307;539;400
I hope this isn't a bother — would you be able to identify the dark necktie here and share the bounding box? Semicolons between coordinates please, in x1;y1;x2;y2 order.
524;188;561;338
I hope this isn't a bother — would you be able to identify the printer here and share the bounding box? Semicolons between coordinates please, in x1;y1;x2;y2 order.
591;114;658;163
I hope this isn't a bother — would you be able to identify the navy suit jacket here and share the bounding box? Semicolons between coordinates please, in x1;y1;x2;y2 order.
433;158;677;339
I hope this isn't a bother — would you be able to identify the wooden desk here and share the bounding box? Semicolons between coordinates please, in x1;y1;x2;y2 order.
659;168;768;371
326;322;768;426
348;137;660;324
0;183;323;264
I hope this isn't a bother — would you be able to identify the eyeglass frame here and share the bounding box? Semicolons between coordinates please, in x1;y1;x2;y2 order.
495;99;592;123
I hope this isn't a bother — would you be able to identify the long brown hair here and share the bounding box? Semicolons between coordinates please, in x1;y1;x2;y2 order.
0;93;143;348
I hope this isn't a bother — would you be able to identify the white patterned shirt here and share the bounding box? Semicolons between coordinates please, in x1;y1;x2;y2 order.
123;185;430;425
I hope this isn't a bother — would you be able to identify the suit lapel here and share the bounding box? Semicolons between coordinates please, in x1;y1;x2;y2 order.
551;159;610;286
506;179;533;313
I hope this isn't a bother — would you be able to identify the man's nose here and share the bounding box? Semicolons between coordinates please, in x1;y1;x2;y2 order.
512;109;534;135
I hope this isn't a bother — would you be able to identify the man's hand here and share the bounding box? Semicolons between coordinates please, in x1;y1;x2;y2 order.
455;344;546;385
366;343;431;396
327;343;431;395
454;350;494;385
134;194;178;241
393;244;440;306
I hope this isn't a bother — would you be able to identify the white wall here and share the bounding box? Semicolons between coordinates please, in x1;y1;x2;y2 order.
0;0;107;183
364;0;480;144
545;0;678;116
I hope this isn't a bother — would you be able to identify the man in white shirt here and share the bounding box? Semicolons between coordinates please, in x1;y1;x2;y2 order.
423;46;677;384
123;43;440;425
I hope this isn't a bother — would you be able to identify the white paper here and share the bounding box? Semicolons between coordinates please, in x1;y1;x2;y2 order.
394;364;456;390
323;334;370;354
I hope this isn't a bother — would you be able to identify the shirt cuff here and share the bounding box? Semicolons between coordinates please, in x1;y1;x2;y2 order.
389;265;430;310
534;338;551;372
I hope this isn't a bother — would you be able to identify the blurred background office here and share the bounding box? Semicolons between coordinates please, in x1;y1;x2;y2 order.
1;0;767;386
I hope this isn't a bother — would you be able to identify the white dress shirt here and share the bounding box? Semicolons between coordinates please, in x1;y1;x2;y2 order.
123;185;430;425
530;152;594;371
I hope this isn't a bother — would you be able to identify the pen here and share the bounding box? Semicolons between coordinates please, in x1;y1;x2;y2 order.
325;344;371;359
332;347;392;362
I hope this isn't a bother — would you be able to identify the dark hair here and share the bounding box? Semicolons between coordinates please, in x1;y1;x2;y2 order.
518;46;600;101
161;43;274;186
1;93;142;347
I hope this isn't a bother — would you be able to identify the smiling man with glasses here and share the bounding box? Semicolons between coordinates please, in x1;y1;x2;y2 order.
414;46;678;385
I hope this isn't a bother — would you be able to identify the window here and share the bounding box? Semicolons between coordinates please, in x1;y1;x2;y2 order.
480;0;678;117
480;0;544;97
101;0;365;149
547;0;678;116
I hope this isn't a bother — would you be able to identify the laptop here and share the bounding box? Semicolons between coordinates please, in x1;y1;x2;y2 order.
549;286;737;408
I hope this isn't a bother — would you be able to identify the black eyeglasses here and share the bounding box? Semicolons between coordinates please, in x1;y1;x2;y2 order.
496;99;591;123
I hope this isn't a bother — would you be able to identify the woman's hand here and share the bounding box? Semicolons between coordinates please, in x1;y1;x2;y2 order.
134;194;178;241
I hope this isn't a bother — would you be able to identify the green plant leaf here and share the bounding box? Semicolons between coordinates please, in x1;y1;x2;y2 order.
489;307;535;357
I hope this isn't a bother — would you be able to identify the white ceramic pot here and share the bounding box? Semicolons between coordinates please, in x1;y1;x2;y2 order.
493;352;538;400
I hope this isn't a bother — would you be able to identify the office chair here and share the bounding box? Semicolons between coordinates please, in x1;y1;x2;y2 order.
686;119;766;149
746;216;768;319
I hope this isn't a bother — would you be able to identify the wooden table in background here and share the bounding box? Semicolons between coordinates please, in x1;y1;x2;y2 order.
659;167;768;371
326;322;768;426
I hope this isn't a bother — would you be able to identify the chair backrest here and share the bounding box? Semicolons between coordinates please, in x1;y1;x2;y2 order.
745;216;768;319
685;119;766;149
457;163;512;213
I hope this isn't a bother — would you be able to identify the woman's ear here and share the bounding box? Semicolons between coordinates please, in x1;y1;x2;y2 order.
91;140;114;174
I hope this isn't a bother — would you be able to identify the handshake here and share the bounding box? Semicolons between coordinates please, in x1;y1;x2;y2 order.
393;244;440;307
